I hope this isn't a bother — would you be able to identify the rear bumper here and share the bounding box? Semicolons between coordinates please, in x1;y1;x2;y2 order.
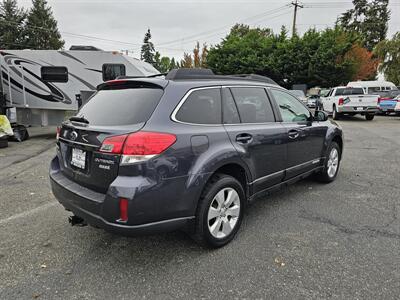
379;107;396;112
337;106;379;114
49;156;194;236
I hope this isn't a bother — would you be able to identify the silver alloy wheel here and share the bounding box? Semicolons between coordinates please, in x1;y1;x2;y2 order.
207;187;241;239
327;148;339;178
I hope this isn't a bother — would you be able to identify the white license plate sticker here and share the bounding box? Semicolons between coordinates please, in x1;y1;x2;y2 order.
71;148;86;169
356;107;364;111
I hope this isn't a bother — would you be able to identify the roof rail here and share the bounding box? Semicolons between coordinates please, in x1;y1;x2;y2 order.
165;68;278;85
229;74;277;85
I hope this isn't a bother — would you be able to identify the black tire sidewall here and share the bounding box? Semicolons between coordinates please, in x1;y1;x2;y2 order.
197;175;245;248
366;114;374;120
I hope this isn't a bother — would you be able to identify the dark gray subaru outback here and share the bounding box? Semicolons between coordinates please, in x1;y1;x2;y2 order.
50;69;343;248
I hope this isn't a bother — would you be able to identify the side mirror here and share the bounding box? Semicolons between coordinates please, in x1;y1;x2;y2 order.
315;110;328;122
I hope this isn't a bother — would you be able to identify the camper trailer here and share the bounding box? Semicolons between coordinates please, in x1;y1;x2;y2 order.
0;47;158;131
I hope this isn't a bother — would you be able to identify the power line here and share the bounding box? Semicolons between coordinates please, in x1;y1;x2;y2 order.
156;4;292;47
127;7;294;54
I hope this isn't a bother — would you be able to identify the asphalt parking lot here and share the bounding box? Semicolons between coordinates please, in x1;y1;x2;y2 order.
1;116;399;299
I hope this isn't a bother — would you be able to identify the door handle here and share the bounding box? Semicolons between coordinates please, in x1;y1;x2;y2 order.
236;133;253;144
288;129;300;139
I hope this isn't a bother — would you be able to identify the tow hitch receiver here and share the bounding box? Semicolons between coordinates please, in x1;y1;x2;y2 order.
68;215;87;227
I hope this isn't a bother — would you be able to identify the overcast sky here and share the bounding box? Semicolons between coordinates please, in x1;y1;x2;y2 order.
17;0;400;59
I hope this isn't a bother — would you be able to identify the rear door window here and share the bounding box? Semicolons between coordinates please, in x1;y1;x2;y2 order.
78;88;163;126
175;88;222;124
230;87;275;123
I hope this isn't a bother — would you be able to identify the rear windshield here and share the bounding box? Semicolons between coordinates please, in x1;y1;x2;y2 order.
336;88;364;96
78;88;163;126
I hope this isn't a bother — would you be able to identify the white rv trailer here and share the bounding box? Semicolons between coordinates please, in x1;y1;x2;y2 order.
0;47;158;127
347;80;398;94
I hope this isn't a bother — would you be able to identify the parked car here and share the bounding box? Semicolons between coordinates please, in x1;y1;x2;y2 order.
50;69;344;248
307;95;319;108
375;90;400;115
290;90;308;104
321;86;379;120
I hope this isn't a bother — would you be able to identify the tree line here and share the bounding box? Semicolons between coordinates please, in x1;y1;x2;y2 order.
0;0;63;50
140;29;208;73
142;0;399;86
1;0;398;86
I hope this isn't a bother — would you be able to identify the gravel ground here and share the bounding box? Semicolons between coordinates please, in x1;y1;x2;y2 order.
0;116;399;299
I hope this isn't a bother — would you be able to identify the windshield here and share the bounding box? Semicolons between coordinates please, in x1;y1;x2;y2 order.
77;88;163;126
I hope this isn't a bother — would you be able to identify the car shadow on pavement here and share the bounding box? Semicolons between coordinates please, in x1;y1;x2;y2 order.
69;176;321;260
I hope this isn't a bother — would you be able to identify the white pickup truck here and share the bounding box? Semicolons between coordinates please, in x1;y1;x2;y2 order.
321;86;379;120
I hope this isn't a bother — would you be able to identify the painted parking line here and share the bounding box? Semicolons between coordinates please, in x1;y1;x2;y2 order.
0;202;57;225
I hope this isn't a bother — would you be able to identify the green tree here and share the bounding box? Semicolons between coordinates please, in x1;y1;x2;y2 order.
374;32;400;85
0;0;26;49
169;57;179;70
141;29;155;65
153;51;178;73
207;24;358;88
338;0;390;51
25;0;64;50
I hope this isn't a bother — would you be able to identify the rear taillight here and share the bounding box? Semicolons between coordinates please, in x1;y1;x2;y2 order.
56;127;61;140
119;198;128;222
123;132;176;155
338;98;344;106
100;134;127;153
100;131;176;165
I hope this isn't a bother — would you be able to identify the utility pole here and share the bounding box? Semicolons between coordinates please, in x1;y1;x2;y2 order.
291;0;303;37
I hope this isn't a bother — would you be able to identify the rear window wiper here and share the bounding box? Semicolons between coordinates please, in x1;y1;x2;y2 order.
69;116;89;124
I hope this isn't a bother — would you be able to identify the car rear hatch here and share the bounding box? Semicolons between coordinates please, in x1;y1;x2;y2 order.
57;80;166;193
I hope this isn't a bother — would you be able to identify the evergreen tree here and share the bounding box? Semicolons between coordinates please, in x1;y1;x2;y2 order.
0;0;26;49
140;29;155;64
153;51;162;71
169;57;178;70
338;0;390;51
25;0;64;49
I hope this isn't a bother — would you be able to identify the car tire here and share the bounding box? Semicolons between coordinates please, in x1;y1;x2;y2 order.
192;173;245;248
365;114;375;121
315;142;341;183
332;105;341;120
